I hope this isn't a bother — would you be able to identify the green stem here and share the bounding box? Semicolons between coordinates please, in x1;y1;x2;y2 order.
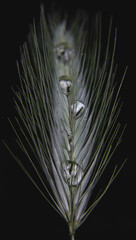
70;232;75;240
69;222;76;240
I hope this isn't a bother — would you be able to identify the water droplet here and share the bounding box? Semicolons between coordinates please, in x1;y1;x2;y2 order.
71;101;85;118
63;161;83;186
59;76;72;95
55;43;72;63
68;135;73;149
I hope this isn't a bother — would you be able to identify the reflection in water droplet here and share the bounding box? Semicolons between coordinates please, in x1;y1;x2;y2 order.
68;135;73;149
63;161;83;186
71;101;85;118
59;76;72;95
55;43;72;63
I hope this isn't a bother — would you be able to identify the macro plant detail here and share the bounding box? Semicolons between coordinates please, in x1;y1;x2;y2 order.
7;6;127;240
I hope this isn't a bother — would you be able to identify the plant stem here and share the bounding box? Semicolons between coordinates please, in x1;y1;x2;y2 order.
71;232;75;240
69;221;76;240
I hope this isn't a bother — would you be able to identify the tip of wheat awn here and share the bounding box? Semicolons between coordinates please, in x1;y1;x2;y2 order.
7;5;127;240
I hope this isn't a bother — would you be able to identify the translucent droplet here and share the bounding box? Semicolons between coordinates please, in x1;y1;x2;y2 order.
71;101;85;118
59;76;72;95
68;135;73;149
63;161;83;186
55;43;72;63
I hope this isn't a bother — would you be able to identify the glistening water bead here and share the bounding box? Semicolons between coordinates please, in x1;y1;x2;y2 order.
55;43;72;63
59;76;72;95
71;101;85;118
59;80;72;95
63;160;83;186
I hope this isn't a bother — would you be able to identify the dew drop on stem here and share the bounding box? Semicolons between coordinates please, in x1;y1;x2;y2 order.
59;76;72;95
71;101;85;118
55;43;72;63
63;160;83;186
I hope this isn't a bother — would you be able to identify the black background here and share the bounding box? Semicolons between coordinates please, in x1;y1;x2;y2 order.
1;0;135;239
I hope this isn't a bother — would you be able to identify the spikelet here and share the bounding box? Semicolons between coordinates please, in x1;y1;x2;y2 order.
7;6;127;239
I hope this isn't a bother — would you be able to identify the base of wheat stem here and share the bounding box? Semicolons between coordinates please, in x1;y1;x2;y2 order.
69;223;75;240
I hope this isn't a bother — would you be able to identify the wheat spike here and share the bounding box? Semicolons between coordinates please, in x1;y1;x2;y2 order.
7;6;127;239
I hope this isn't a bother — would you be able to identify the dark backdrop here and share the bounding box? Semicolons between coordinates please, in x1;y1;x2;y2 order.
1;0;135;239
